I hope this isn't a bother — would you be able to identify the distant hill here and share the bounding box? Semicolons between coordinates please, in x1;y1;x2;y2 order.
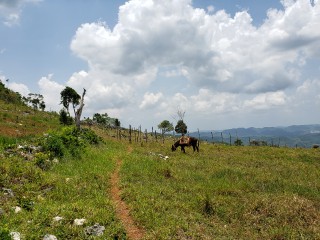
190;124;320;148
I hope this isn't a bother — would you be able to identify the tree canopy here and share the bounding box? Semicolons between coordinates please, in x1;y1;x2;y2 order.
175;120;187;135
158;120;174;134
60;86;81;116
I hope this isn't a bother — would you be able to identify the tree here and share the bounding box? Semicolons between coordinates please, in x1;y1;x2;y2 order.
114;118;121;128
93;113;108;125
60;87;86;130
74;88;86;130
60;86;81;116
175;120;187;135
158;120;174;134
27;93;46;111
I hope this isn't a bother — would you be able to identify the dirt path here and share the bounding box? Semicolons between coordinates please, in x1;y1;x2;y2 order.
110;146;145;240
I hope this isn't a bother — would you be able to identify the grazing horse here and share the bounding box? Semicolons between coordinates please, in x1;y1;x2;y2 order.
171;137;199;153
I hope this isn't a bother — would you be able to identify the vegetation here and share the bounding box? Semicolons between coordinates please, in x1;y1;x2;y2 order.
158;120;174;135
175;119;187;135
0;86;319;239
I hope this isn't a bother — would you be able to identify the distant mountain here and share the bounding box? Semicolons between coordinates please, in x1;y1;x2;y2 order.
190;124;320;148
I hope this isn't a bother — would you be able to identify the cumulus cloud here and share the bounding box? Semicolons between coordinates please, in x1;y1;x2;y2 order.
7;82;30;96
139;92;163;109
0;0;42;26
56;0;320;128
38;74;64;112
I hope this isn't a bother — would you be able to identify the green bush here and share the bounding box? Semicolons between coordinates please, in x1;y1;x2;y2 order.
42;133;66;158
41;127;103;158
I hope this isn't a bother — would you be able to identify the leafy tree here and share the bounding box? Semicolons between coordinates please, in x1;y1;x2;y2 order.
114;118;121;128
158;120;174;134
60;86;81;116
60;87;86;130
93;113;108;125
175;120;187;135
27;93;45;111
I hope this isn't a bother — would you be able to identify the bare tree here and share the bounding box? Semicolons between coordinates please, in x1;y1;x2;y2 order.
75;88;86;130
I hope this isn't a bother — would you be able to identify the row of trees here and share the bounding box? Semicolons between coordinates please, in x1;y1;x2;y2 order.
58;85;189;136
158;109;188;136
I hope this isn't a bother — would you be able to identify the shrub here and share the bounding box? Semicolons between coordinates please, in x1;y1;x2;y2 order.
42;133;66;158
0;228;11;240
41;127;103;158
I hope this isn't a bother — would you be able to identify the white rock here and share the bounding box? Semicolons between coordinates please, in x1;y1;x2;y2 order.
14;206;22;213
53;216;63;222
74;218;86;226
43;234;58;240
10;232;21;240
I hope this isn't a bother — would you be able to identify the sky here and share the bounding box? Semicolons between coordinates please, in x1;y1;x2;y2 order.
0;0;320;132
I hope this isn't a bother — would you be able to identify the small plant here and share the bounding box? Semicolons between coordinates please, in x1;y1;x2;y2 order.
234;139;243;146
202;195;215;216
18;197;34;211
34;152;52;170
0;227;11;240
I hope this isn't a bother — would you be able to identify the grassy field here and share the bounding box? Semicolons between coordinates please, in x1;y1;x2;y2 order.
0;88;319;239
118;138;320;239
1;125;319;239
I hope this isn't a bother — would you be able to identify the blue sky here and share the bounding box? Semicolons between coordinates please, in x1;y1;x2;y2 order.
0;0;320;131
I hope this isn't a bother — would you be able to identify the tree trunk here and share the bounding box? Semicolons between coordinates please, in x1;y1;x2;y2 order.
75;88;86;130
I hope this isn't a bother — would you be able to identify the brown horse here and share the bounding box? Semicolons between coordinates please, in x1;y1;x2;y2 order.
171;137;199;153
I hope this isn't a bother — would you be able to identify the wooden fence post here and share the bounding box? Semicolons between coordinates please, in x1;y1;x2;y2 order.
129;125;132;143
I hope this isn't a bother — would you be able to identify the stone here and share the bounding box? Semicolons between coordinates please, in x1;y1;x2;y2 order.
74;218;86;226
43;234;58;240
85;223;105;236
10;232;21;240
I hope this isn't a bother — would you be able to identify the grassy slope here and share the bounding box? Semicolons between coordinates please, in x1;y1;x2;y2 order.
0;95;319;239
0;100;60;138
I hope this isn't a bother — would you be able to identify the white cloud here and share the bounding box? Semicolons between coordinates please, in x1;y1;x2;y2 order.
139;92;163;109
243;91;287;110
38;74;64;112
40;0;320;129
7;82;30;96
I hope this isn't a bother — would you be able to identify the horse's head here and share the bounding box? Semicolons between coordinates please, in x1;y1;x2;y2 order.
171;144;177;151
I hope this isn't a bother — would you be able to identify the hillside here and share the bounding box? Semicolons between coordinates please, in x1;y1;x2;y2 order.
0;85;319;239
193;124;320;148
0;81;60;138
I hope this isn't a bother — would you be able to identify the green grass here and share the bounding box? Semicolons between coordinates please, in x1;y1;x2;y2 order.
1;125;320;239
119;141;320;239
0;140;126;239
0;100;60;138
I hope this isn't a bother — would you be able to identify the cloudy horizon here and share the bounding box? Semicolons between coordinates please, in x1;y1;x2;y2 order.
1;0;320;131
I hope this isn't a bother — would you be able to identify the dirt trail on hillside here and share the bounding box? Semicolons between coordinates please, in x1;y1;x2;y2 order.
110;146;145;240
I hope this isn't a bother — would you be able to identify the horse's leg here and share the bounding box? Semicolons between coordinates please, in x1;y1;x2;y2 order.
181;146;186;153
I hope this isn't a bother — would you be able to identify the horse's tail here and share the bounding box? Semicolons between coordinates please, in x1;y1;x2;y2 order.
197;138;200;149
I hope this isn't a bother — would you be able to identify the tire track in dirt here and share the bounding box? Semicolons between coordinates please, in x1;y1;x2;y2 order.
110;146;145;240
